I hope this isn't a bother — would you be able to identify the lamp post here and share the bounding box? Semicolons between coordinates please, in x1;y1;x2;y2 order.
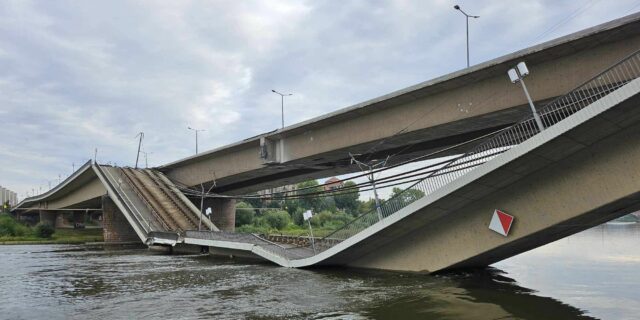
350;153;390;221
134;132;144;169
508;61;545;132
454;5;479;68
187;126;206;154
271;89;292;129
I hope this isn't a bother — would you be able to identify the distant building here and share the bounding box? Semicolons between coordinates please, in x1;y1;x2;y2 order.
0;186;18;207
323;177;344;192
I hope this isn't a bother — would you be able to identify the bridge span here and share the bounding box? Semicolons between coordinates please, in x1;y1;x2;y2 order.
11;13;640;273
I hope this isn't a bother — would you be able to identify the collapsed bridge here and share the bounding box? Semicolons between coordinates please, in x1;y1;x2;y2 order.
12;13;640;272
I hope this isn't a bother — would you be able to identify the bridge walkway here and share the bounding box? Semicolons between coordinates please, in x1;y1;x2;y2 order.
94;166;217;245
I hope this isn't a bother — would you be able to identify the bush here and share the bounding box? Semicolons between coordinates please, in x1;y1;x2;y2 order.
0;214;31;237
263;210;291;230
308;210;352;229
34;223;55;238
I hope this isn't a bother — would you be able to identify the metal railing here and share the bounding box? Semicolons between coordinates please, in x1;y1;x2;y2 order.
309;49;640;252
117;168;172;232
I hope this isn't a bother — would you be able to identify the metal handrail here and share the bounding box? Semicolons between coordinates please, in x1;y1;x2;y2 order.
311;49;640;251
118;168;172;232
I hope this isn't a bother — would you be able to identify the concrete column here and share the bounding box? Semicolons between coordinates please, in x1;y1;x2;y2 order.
204;198;236;232
73;211;85;227
55;213;66;228
102;196;139;242
39;210;57;226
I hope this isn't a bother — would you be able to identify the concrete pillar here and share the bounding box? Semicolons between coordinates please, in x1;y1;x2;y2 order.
73;211;85;227
39;210;57;226
55;213;66;228
204;198;236;232
102;196;139;242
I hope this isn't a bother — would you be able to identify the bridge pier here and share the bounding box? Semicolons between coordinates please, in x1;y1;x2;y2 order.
102;196;139;242
204;198;236;232
39;210;57;226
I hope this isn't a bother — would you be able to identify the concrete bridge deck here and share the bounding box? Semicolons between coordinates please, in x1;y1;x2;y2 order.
160;13;640;195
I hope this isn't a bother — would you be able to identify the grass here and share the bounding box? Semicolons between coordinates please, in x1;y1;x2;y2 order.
0;228;103;245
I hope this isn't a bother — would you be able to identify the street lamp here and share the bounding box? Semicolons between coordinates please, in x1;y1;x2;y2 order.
271;89;292;129
187;126;206;154
508;61;545;132
454;4;479;68
140;151;152;168
350;153;390;222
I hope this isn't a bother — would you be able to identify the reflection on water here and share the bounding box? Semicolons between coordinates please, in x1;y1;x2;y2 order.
495;223;640;320
0;223;637;320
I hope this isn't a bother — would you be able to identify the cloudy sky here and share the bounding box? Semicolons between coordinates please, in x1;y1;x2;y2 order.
1;0;639;199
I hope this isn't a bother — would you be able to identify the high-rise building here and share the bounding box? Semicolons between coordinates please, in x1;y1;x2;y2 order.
0;186;19;207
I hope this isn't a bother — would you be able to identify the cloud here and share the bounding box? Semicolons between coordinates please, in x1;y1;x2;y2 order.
0;0;638;197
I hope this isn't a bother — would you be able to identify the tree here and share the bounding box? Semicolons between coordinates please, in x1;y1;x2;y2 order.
296;180;323;212
389;187;425;207
263;210;291;230
334;180;360;214
243;196;263;211
235;202;255;227
358;198;377;214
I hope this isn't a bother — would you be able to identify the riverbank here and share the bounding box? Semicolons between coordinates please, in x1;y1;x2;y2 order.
0;228;103;245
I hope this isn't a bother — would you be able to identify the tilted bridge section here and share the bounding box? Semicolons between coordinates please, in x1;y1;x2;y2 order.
183;49;640;272
94;166;218;245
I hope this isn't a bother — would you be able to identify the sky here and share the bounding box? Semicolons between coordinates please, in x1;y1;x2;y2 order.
1;0;640;199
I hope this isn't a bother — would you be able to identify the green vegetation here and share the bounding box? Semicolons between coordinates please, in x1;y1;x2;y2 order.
0;213;31;237
0;213;103;244
34;223;55;238
235;179;425;238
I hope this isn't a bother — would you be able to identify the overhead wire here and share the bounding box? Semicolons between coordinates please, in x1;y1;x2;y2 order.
531;0;601;44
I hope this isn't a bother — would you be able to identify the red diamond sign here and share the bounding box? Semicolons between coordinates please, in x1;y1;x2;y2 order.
489;209;514;236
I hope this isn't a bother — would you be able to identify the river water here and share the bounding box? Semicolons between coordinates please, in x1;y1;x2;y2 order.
0;223;638;320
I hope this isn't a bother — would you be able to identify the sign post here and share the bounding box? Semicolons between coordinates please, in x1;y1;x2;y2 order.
303;210;316;254
205;207;212;231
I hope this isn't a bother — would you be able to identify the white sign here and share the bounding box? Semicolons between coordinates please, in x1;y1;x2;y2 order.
303;210;313;221
205;207;212;216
